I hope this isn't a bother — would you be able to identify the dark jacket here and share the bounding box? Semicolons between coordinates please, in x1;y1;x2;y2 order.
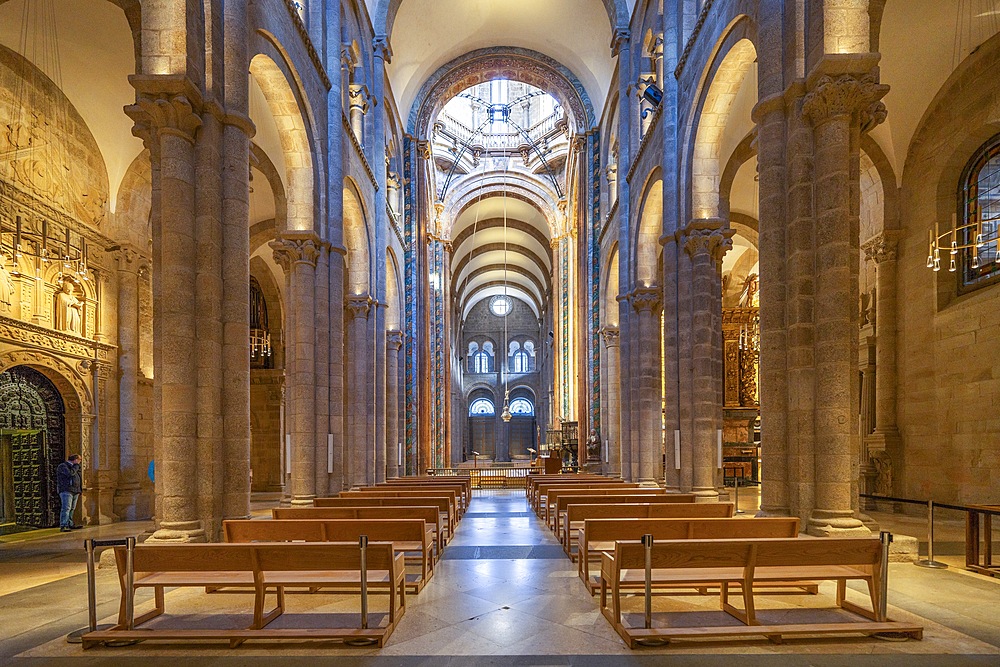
56;461;82;494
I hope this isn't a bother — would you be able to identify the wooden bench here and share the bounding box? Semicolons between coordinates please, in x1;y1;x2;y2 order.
379;478;471;508
82;542;405;649
563;502;734;558
547;491;685;534
578;516;799;594
539;484;651;523
341;489;461;521
599;536;923;648
526;475;612;508
317;496;456;538
529;477;621;510
225;519;434;593
273;505;445;556
363;483;469;513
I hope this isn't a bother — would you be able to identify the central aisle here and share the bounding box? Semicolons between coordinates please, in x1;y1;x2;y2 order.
374;489;632;655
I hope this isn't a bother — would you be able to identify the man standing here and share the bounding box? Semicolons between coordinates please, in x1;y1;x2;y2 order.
56;454;83;532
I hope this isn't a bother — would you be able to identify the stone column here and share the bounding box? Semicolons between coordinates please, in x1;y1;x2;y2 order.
127;80;206;543
801;66;886;536
679;220;733;501
630;287;663;485
313;246;332;497
114;247;146;520
271;235;320;505
863;232;902;493
345;294;372;487
386;330;403;478
601;326;621;476
605;164;618;209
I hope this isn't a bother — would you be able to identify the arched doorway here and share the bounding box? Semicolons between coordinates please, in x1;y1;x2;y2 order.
0;366;67;530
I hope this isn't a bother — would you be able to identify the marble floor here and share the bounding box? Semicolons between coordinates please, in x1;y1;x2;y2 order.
1;490;999;666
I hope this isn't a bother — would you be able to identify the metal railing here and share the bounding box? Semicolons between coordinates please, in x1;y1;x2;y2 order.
861;492;1000;573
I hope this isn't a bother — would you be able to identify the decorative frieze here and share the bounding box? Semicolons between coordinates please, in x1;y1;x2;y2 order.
0;314;114;360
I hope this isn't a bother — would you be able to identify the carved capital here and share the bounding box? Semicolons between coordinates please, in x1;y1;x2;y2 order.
678;219;734;263
346;294;372;320
417;140;432;161
601;326;620;349
801;72;888;130
126;76;204;148
270;236;320;272
114;244;146;273
862;232;899;264
373;36;392;63
348;84;370;112
386;329;404;350
629;287;662;314
612;29;631;55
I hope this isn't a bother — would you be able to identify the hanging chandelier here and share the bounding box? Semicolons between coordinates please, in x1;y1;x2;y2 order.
1;1;90;283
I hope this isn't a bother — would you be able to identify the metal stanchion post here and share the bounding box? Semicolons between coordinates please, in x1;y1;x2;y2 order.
359;535;369;629
86;539;98;632
634;534;667;646
734;479;745;514
124;537;136;630
67;537;137;645
878;531;891;622
915;500;948;569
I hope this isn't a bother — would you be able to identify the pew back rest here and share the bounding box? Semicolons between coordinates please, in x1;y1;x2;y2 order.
254;542;397;572
225;519;426;544
555;493;694;514
584;517;801;543
224;520;324;543
272;506;440;527
567;502;735;523
315;497;450;515
121;543;257;576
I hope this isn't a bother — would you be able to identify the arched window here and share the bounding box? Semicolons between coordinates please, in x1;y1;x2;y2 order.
960;135;1000;291
509;398;534;415
469;398;495;416
511;350;530;373
472;350;492;373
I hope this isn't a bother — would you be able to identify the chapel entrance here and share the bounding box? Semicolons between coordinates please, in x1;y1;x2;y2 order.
0;366;67;531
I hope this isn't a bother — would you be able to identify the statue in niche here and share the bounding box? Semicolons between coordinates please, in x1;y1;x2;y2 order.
587;429;601;463
0;251;13;311
54;279;83;335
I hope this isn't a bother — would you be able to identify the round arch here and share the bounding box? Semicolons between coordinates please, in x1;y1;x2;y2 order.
249;53;315;233
686;16;758;222
634;171;663;287
343;178;371;296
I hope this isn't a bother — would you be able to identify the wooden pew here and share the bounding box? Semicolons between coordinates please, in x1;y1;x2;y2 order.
363;483;469;513
547;490;683;533
315;496;456;540
537;483;645;520
526;474;610;507
273;506;445;556
532;480;631;512
341;489;461;521
563;502;734;558
598;536;923;648
225;519;434;593
528;476;617;510
380;479;470;506
82;542;405;649
578;515;795;594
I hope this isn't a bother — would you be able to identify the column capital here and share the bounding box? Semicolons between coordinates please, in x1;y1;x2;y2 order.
629;286;662;314
862;231;901;264
348;84;370;112
611;29;631;55
802;70;888;130
345;293;372;320
270;234;322;272
386;329;404;350
125;75;204;148
373;36;392;63
601;325;620;348
676;218;734;263
114;244;148;273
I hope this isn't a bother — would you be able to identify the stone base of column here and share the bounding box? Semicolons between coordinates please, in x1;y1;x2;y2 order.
858;512;880;532
291;495;317;506
692;487;720;503
146;520;207;543
84;484;120;526
638;480;661;488
807;510;871;537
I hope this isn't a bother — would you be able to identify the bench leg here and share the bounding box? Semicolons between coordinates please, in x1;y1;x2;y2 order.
252;586;285;631
130;586;165;628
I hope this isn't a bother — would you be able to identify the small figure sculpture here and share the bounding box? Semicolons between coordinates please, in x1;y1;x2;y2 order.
587;429;601;462
0;251;13;311
55;279;82;335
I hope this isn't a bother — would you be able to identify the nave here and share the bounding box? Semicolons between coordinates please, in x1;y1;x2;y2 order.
1;490;998;663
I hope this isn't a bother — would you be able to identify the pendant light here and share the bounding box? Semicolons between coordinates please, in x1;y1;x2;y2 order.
500;157;512;423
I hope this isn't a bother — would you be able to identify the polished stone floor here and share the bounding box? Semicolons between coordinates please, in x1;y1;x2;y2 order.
1;490;999;665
